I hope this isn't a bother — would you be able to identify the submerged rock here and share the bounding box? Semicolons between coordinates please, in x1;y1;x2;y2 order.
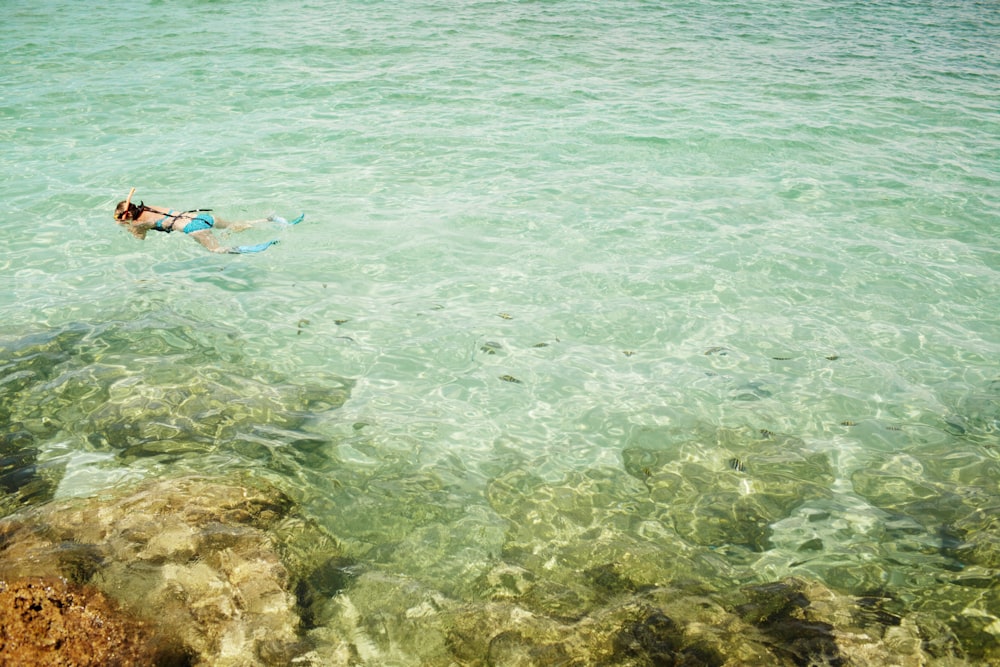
622;427;834;552
0;576;188;667
305;571;933;666
485;465;706;618
731;577;936;667
481;428;835;619
0;476;340;666
0;427;57;514
0;464;980;666
850;451;1000;663
0;321;352;514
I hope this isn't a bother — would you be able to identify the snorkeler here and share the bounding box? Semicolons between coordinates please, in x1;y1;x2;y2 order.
113;188;303;254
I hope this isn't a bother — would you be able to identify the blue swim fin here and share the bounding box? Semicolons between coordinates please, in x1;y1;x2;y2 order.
268;213;305;225
230;239;279;254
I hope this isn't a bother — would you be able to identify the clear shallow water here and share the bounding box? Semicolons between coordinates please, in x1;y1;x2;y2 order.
2;0;1000;661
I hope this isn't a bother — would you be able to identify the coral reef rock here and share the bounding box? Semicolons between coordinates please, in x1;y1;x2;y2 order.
0;476;337;666
0;576;188;667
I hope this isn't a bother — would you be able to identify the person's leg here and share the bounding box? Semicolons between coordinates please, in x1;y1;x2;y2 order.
190;229;278;254
212;216;268;232
214;213;304;231
189;230;226;253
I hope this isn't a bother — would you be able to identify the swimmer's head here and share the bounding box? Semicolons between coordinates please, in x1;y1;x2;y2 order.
114;200;140;222
114;187;139;222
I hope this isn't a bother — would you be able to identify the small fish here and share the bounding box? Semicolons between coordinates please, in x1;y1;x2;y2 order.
499;374;521;384
498;313;513;320
728;457;746;472
841;420;856;427
623;350;635;357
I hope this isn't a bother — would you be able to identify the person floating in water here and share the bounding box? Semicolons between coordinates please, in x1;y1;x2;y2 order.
114;188;303;254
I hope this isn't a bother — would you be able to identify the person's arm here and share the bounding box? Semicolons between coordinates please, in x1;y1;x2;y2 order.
119;220;148;240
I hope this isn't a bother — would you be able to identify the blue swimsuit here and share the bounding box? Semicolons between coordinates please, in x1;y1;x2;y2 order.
152;210;215;234
182;213;215;234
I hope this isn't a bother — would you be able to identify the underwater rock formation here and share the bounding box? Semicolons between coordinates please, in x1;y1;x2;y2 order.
0;426;54;514
0;576;186;667
621;427;835;552
485;465;703;618
0;462;989;665
303;571;933;666
0;476;341;666
481;428;835;620
0;321;352;514
851;451;1000;663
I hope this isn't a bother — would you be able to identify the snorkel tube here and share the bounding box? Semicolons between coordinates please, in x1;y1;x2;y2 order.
116;187;136;223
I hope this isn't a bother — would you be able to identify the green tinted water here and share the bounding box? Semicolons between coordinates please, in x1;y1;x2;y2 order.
2;0;999;661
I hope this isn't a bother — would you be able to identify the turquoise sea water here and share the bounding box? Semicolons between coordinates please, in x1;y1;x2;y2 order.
3;0;999;662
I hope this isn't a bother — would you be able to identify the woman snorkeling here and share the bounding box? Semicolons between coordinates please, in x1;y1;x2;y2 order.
114;188;303;254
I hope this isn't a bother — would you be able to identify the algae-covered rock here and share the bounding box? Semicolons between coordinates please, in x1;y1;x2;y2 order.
0;321;352;515
485;465;708;618
0;426;58;514
85;370;350;459
624;427;834;552
731;577;935;667
305;570;936;666
850;451;1000;664
481;427;835;618
302;571;458;665
0;476;341;666
0;576;188;667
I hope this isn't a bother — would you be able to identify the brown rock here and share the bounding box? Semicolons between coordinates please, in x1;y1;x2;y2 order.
0;477;324;666
0;576;185;667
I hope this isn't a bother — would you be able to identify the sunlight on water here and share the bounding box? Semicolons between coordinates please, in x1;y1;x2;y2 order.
1;0;999;663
